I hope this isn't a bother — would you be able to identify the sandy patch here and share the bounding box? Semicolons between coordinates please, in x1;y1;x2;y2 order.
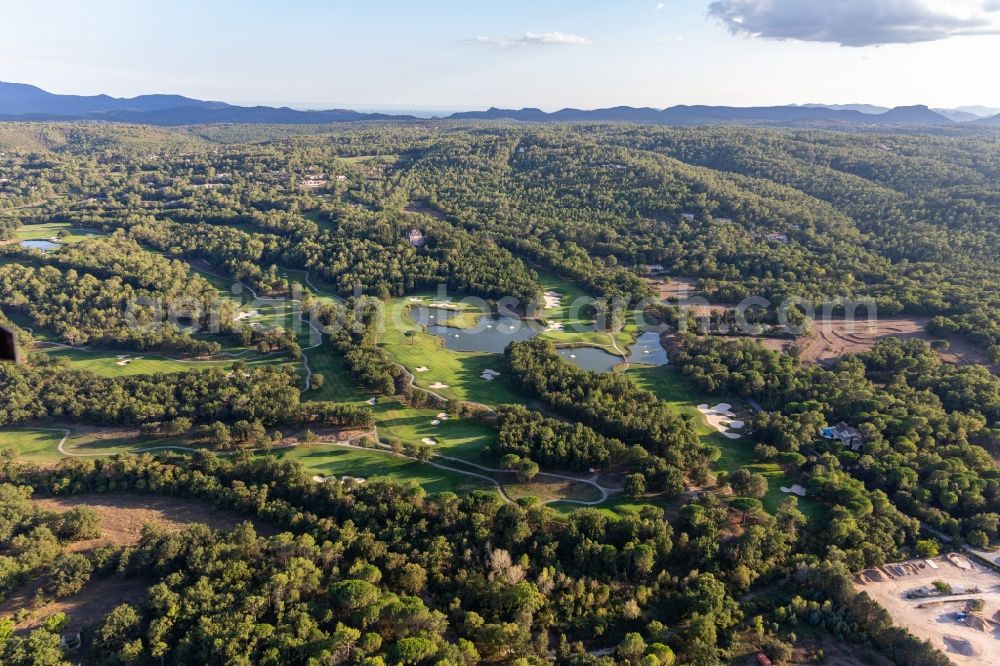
430;419;441;425
543;291;562;309
428;382;449;389
544;321;565;331
234;309;260;321
414;366;429;373
697;403;743;439
421;438;438;446
857;555;1000;666
780;484;807;496
480;368;501;381
436;413;450;420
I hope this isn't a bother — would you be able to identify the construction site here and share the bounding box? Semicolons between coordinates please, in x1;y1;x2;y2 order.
856;554;1000;665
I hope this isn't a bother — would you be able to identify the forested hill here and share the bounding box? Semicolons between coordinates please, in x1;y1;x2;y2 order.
1;121;997;359
2;82;989;126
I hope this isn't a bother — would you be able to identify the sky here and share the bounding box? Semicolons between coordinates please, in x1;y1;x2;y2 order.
3;0;1000;111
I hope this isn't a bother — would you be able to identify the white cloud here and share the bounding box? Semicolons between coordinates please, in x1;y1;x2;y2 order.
708;0;1000;46
472;31;591;47
654;3;666;11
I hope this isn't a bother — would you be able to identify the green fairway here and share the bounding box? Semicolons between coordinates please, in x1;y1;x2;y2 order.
270;444;497;496
14;222;103;243
548;493;662;520
628;365;824;519
303;343;370;404
379;296;528;406
372;399;496;461
0;427;192;464
41;346;279;377
0;428;67;465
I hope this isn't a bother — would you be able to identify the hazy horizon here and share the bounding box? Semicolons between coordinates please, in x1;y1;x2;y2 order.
4;1;1000;110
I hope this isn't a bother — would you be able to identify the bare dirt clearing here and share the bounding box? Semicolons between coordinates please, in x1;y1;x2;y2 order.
856;555;1000;665
0;495;279;634
31;493;277;550
1;574;148;635
761;317;993;369
404;200;448;220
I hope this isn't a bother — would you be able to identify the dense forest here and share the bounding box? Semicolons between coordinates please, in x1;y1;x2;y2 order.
1;120;998;664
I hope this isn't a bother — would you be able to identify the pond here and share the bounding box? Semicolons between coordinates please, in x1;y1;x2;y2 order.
20;239;60;252
557;346;623;372
409;305;537;354
407;306;668;372
626;330;669;366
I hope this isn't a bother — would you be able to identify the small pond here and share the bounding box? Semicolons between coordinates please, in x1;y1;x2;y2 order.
20;239;59;251
626;330;669;366
557;346;623;372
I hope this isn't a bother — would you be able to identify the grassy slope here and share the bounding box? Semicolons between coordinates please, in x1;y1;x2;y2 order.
628;365;824;518
0;429;66;465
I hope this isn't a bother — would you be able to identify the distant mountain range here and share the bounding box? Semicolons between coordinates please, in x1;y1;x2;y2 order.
2;81;1000;128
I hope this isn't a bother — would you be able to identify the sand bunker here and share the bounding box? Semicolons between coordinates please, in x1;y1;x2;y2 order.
781;485;807;496
115;356;143;367
421;438;438;446
543;291;562;309
480;368;501;381
414;366;429;373
436;413;449;420
234;310;259;321
366;397;377;405
697;403;743;439
429;300;458;310
545;321;564;331
430;419;441;425
428;382;449;389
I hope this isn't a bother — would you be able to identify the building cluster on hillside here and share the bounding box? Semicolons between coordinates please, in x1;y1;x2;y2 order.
407;229;425;247
821;422;864;450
